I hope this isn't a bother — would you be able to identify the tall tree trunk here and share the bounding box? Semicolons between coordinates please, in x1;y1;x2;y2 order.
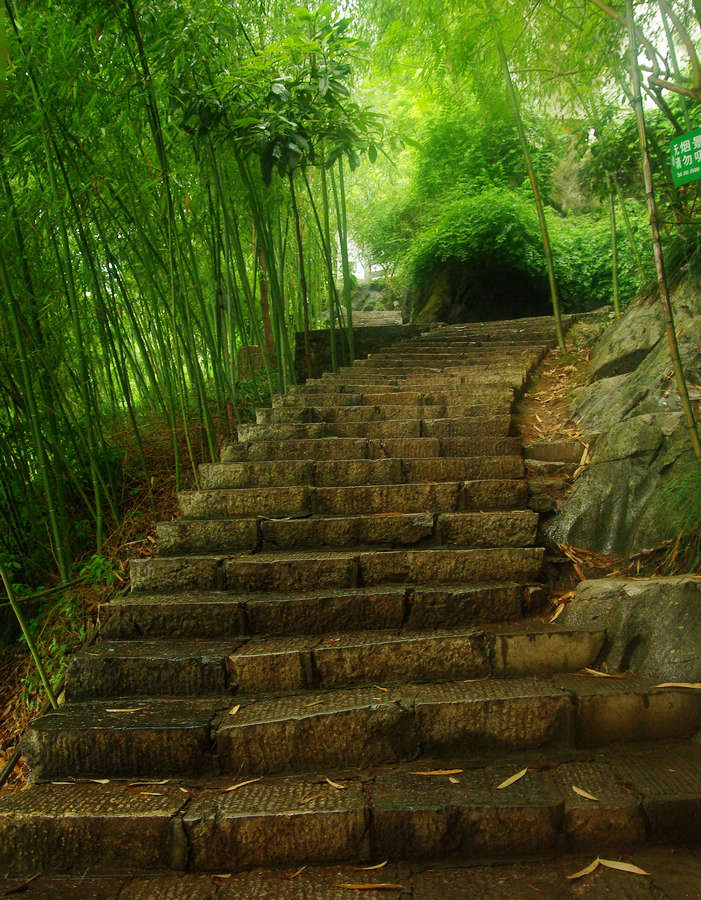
484;0;565;351
626;0;701;465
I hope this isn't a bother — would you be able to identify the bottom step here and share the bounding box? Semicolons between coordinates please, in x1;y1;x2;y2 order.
2;743;700;876
3;847;700;898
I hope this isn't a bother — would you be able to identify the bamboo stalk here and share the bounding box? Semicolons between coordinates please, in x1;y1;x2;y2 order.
626;0;701;465
0;565;58;709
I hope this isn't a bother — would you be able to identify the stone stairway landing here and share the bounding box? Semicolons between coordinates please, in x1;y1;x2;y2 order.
1;315;700;888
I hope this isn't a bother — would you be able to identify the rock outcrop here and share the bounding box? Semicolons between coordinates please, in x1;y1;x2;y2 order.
546;276;701;557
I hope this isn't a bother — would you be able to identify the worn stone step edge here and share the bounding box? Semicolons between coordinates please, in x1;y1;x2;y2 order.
2;846;699;894
221;435;523;462
64;622;604;700
156;509;539;555
256;402;511;425
100;582;537;640
176;479;529;521
129;546;544;594
15;672;701;785
273;388;514;408
199;455;524;490
236;414;513;443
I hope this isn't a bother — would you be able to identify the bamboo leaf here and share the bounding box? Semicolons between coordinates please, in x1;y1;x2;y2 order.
349;861;389;871
285;866;307;879
572;785;600;801
599;858;651;876
567;857;600;880
410;769;463;776
325;777;348;790
653;682;701;690
222;777;262;793
496;767;527;789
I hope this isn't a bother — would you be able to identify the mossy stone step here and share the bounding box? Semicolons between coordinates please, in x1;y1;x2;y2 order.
65;623;603;700
256;401;509;425
199;454;523;490
100;583;528;640
236;413;512;442
19;676;701;781
3;743;699;876
157;510;538;555
177;478;528;520
130;547;544;594
222;435;522;462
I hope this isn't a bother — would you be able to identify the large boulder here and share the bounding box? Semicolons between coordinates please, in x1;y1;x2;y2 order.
546;275;701;557
561;577;701;682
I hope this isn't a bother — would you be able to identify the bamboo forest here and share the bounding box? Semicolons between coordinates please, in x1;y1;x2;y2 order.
1;0;700;738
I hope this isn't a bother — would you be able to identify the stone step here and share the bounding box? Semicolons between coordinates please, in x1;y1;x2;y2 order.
311;375;530;393
21;675;700;781
3;743;699;877
130;547;544;594
176;478;528;521
157;510;538;555
199;454;523;490
67;621;599;701
100;583;529;640
204;675;701;776
256;401;509;425
236;413;512;443
321;367;526;383
222;435;522;462
274;387;513;408
342;352;534;365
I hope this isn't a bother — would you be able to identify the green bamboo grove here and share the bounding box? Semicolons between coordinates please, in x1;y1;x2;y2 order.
0;0;380;584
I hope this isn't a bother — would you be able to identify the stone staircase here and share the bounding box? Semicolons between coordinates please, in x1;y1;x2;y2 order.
2;315;700;895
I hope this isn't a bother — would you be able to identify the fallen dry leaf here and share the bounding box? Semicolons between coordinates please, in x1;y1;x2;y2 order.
349;860;389;871
567;857;600;880
449;776;460;784
304;698;324;708
228;704;241;716
139;791;163;796
582;668;624;678
213;874;232;880
298;791;323;804
572;785;599;801
497;767;527;790
373;685;389;692
285;865;307;879
653;682;701;690
105;707;147;713
410;769;463;777
222;777;262;793
87;779;110;785
599;858;650;876
337;884;405;892
325;777;347;790
549;603;565;623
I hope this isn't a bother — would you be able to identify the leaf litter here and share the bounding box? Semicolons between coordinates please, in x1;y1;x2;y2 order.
567;856;650;880
497;767;527;789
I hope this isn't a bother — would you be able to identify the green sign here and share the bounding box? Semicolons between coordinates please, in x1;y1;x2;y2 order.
670;128;701;186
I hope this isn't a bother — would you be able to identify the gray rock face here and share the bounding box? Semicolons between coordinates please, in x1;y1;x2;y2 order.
561;577;701;682
546;276;701;557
